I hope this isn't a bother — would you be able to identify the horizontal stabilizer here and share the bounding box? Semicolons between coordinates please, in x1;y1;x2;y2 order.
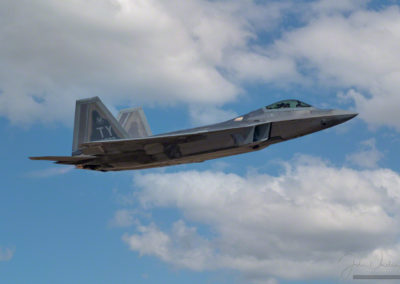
29;155;95;165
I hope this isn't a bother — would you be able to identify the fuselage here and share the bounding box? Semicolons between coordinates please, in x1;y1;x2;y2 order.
30;99;358;171
88;102;357;171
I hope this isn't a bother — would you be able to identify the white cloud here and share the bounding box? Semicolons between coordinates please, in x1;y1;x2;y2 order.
122;156;400;282
272;5;400;130
310;0;368;15
0;247;14;262
123;220;214;271
346;138;383;168
226;52;299;84
3;0;400;132
189;105;237;126
0;0;288;125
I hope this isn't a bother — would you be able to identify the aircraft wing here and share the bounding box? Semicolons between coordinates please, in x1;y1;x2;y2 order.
79;123;257;156
30;122;265;168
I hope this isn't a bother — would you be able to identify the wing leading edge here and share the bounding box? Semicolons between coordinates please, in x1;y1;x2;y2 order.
79;123;258;156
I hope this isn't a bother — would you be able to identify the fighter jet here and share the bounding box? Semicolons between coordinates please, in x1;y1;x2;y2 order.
30;97;357;171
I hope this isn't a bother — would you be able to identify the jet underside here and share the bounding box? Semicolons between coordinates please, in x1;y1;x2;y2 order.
36;114;353;171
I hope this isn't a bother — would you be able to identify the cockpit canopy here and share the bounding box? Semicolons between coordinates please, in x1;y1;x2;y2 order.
266;100;311;110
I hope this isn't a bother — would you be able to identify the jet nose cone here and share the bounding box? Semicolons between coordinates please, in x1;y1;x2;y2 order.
321;110;358;128
338;111;358;123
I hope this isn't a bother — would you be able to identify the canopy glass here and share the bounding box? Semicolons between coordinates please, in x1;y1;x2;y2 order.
266;100;311;110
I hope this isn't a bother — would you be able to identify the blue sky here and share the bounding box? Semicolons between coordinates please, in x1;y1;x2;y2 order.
1;1;400;283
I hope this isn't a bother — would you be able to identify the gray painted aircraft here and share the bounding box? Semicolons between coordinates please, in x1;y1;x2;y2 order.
30;97;357;171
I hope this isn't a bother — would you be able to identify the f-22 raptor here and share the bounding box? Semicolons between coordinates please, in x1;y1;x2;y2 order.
30;97;357;171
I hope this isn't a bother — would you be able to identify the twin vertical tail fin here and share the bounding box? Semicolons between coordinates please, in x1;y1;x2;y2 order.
118;107;152;138
72;97;129;155
72;97;152;156
30;96;152;164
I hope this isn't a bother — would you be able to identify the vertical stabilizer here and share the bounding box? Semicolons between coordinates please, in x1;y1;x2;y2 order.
118;107;152;138
72;97;128;155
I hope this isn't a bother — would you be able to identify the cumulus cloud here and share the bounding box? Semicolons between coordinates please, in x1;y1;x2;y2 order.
189;105;238;126
346;138;383;168
310;0;368;15
2;0;399;132
0;247;14;262
122;156;400;282
273;5;400;130
0;0;289;125
123;220;214;271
